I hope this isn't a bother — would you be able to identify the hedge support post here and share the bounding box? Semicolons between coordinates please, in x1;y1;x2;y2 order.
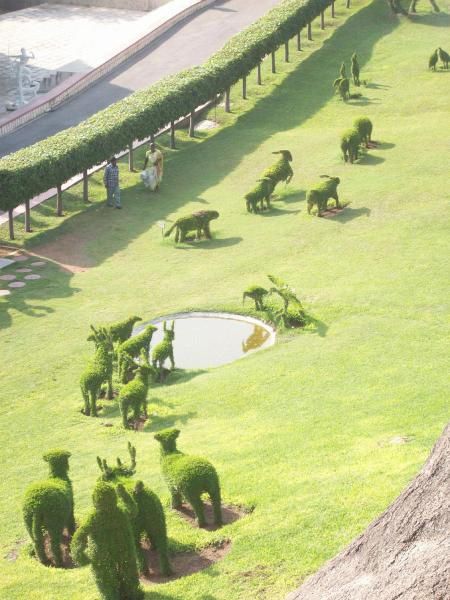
257;62;262;85
83;170;89;203
128;141;134;172
150;133;155;144
307;22;312;40
56;184;63;217
320;11;325;29
189;110;195;138
271;51;276;73
242;75;247;99
170;121;176;149
25;199;31;232
284;41;289;62
8;209;14;240
331;0;335;17
225;87;231;112
346;0;351;8
297;30;302;51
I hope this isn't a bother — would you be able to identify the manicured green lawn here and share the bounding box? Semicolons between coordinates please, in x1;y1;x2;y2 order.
1;1;449;598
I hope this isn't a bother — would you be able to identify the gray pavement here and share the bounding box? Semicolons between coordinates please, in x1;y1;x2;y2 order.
0;0;281;157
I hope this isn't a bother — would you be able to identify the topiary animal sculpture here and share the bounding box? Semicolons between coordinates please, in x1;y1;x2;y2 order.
107;315;142;346
23;450;75;567
339;62;347;78
71;481;144;600
151;321;175;380
81;328;114;416
334;76;350;101
438;47;449;69
118;324;157;384
307;176;341;217
429;49;439;71
340;128;362;163
244;177;276;213
354;117;373;148
96;443;171;576
154;428;222;528
351;53;360;86
261;150;294;190
164;210;219;243
243;285;269;310
118;350;155;429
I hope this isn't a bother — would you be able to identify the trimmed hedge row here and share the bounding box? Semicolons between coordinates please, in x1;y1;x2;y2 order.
0;0;333;211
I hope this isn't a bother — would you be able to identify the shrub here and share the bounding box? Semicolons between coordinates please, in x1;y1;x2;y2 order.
353;117;373;147
154;428;222;528
306;175;341;216
164;210;220;242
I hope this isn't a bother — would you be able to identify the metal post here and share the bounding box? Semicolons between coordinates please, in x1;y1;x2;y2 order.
297;30;302;51
284;41;289;62
8;209;14;240
83;170;89;203
307;22;312;40
170;121;176;149
225;87;231;112
271;51;276;73
56;184;63;217
257;62;262;85
25;199;31;232
128;141;134;172
242;75;247;99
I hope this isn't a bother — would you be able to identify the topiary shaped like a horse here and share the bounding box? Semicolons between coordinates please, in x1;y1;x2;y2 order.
164;210;219;243
154;428;222;528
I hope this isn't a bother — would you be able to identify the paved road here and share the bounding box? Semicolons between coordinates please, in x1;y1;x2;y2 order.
1;0;281;158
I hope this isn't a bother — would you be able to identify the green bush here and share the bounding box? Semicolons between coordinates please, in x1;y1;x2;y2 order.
71;481;144;600
97;443;171;576
23;450;75;567
118;350;154;428
164;210;220;242
0;0;333;212
151;321;175;380
244;178;276;213
261;150;294;188
306;175;341;216
80;329;114;416
117;324;157;383
354;117;373;147
154;428;222;528
340;128;361;162
243;285;269;310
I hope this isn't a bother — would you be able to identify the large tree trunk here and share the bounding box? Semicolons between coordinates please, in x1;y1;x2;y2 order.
287;423;450;600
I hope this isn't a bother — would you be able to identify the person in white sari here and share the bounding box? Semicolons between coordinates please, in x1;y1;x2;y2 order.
141;143;164;192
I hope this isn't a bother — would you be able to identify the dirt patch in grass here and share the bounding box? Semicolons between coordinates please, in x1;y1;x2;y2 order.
5;539;27;561
32;231;95;273
177;501;250;531
141;539;231;584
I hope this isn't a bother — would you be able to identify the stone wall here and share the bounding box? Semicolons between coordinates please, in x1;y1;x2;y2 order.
0;0;171;11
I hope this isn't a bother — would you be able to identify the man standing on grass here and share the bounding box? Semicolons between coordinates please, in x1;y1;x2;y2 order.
103;156;122;209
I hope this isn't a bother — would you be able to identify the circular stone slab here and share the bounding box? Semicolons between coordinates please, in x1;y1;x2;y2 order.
31;261;46;267
0;274;16;281
0;289;11;296
12;255;29;262
16;268;32;273
24;274;41;280
9;281;26;288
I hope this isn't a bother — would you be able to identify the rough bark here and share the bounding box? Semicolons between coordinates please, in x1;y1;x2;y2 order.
287;422;450;600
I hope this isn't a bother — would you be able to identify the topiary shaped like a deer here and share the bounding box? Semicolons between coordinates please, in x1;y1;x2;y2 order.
23;450;75;567
71;481;144;600
154;428;222;528
118;324;157;383
96;442;171;576
152;321;175;380
261;150;294;189
81;326;114;416
119;350;155;429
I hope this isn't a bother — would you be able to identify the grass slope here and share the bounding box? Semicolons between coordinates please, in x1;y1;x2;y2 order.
1;1;449;599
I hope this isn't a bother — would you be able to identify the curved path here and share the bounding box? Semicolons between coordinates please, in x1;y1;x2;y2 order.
0;0;281;158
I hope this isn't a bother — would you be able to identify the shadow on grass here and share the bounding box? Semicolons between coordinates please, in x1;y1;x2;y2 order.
333;206;371;223
172;236;243;250
145;410;198;432
376;141;396;150
357;153;385;165
259;207;301;217
408;11;450;26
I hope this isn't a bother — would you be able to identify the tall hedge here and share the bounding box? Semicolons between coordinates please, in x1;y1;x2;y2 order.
0;0;332;211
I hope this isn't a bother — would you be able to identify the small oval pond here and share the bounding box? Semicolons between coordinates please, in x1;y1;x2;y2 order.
136;312;275;369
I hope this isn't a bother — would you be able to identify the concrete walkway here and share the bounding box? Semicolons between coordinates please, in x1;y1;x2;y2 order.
0;0;281;157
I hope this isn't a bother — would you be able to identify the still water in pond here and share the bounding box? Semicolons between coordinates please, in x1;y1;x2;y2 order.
141;314;275;369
